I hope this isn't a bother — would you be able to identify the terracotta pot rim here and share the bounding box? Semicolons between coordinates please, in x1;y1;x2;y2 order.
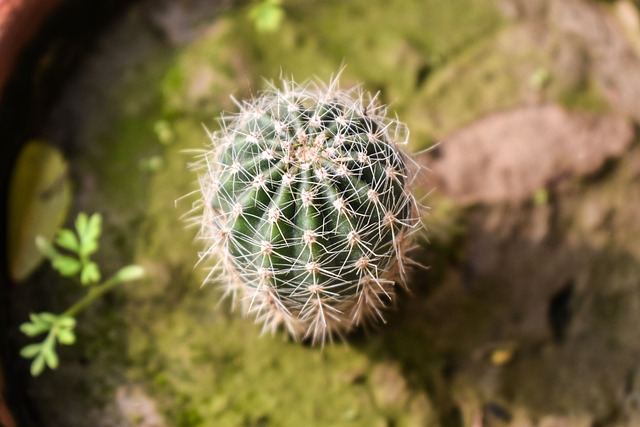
0;0;65;97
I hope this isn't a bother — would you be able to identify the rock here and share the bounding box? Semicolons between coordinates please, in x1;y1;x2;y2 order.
369;363;411;412
146;0;228;45
427;105;633;204
537;414;593;427
495;0;547;20
549;0;640;121
613;0;640;56
116;386;165;427
406;392;438;427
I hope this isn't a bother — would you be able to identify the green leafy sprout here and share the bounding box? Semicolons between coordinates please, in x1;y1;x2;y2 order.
20;212;145;376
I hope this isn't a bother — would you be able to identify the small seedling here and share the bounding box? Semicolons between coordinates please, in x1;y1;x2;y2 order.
20;212;145;376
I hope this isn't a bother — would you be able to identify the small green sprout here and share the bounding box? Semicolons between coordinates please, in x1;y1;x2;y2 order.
529;67;551;91
249;0;285;33
534;188;549;206
153;120;173;146
20;212;145;376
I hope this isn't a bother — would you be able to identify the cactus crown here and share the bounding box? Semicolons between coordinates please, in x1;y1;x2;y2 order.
193;76;422;344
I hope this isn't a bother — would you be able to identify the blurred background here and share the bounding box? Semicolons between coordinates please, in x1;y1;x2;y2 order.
2;0;640;426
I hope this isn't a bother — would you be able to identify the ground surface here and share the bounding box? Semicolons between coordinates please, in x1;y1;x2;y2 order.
10;0;640;426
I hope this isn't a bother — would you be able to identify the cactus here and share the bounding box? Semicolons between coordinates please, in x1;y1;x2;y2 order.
193;77;422;344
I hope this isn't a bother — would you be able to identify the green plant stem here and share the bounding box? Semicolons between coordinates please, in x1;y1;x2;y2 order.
63;274;123;318
43;328;57;348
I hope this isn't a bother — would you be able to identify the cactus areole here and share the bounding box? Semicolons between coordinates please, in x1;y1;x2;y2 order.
195;77;421;344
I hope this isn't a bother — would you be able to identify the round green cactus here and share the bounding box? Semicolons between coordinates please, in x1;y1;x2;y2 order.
194;77;421;344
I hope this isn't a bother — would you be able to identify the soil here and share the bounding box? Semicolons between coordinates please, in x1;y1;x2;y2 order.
4;0;640;426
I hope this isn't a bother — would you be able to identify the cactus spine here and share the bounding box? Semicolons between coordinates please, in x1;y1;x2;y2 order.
194;77;421;344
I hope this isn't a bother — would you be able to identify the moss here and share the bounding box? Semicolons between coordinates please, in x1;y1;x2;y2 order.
556;78;609;114
403;22;612;149
160;21;250;118
405;25;543;147
219;0;504;151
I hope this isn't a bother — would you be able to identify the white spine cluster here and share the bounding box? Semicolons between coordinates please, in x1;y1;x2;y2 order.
191;76;423;344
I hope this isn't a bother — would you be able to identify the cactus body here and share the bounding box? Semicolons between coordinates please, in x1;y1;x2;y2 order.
195;78;420;344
